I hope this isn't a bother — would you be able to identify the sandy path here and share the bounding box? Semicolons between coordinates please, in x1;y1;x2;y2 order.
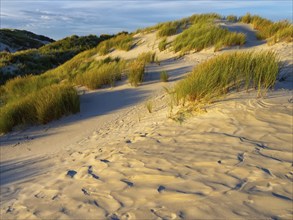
1;23;292;219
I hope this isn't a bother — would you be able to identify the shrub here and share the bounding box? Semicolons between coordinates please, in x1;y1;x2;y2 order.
127;60;145;87
160;71;169;82
175;51;278;103
158;37;168;51
0;34;109;84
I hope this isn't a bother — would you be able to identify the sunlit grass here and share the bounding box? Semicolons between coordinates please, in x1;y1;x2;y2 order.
0;84;79;133
97;33;133;55
175;51;279;104
241;13;293;44
173;23;246;53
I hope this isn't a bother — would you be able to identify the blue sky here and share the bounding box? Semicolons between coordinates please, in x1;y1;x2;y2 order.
1;0;292;40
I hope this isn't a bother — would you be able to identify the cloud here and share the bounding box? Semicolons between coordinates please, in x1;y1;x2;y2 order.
1;0;292;39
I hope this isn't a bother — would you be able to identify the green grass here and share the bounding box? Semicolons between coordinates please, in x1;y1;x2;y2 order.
160;71;169;82
137;51;157;64
226;15;238;22
173;23;246;53
240;13;293;44
0;34;111;84
138;13;221;36
157;22;180;38
75;59;126;89
97;33;133;55
158;37;168;51
0;84;79;133
127;51;157;87
127;60;145;87
175;51;279;104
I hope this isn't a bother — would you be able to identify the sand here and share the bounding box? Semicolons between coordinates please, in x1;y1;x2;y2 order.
0;22;292;219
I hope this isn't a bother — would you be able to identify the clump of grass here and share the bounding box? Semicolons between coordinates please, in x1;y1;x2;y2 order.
226;15;238;22
75;59;125;89
173;23;246;53
145;100;153;113
175;51;279;104
160;71;169;82
157;22;179;38
0;84;79;133
127;60;145;87
241;13;293;44
137;51;157;64
35;85;80;124
127;51;157;87
97;33;133;55
158;37;168;51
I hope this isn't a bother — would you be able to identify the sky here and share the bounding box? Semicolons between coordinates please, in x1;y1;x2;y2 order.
1;0;292;40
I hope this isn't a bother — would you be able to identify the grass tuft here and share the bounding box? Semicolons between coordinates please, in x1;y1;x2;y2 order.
158;37;168;51
160;71;169;82
175;51;279;104
127;60;145;87
173;23;246;53
0;84;79;133
97;34;133;55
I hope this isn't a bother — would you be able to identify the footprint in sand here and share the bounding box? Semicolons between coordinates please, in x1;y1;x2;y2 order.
66;170;77;178
88;165;99;179
121;179;134;187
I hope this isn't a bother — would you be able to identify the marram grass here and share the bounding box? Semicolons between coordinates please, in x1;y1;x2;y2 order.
175;51;279;103
241;13;293;44
0;84;79;133
173;23;246;53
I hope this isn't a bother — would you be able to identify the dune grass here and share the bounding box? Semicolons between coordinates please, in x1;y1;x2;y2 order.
0;84;79;133
240;13;293;44
160;71;169;82
127;60;145;87
175;51;279;104
127;51;157;87
173;23;246;53
226;15;238;22
97;33;133;55
158;37;168;51
75;59;126;89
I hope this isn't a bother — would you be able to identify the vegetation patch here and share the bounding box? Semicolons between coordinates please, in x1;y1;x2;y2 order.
0;29;54;52
0;84;79;133
0;34;111;84
175;51;279;104
97;33;133;55
240;13;293;44
173;23;246;53
75;58;126;89
160;71;169;82
158;37;168;51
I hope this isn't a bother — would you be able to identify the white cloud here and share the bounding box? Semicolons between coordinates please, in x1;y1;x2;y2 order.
1;0;292;39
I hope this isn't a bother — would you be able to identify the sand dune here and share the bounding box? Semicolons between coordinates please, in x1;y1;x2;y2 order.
0;23;292;219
